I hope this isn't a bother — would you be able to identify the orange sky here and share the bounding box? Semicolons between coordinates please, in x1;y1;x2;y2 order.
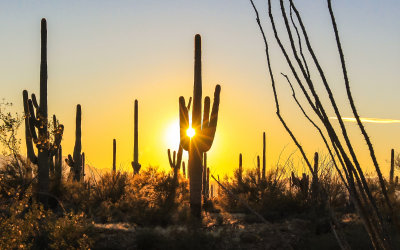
1;1;400;178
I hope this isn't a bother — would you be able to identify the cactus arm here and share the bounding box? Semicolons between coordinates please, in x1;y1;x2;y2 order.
187;97;192;110
23;91;38;164
52;115;57;130
179;97;190;151
167;149;175;168
81;152;85;180
202;96;210;129
65;154;74;166
31;93;39;109
199;85;221;152
209;85;221;130
176;145;183;170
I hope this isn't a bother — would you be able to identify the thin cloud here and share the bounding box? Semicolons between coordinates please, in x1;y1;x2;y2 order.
329;117;400;124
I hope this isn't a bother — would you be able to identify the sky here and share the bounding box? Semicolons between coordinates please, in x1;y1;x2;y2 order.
0;0;399;178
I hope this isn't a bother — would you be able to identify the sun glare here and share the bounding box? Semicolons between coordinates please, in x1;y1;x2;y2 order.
165;120;180;149
187;127;195;138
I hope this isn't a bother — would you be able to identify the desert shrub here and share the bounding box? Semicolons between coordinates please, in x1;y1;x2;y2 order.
91;171;129;204
217;166;308;221
60;180;91;213
82;167;189;225
0;189;94;249
119;166;189;226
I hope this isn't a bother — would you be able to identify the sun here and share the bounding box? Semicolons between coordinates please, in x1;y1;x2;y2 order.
186;127;195;138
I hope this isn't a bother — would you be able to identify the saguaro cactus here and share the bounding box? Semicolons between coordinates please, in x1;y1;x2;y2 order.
81;152;85;181
182;161;186;178
22;19;64;205
113;139;116;173
206;167;210;199
390;149;394;185
257;155;261;184
65;104;82;181
262;132;266;181
168;147;183;181
131;100;141;174
55;145;62;184
202;152;207;199
311;152;319;200
179;34;221;218
238;153;243;185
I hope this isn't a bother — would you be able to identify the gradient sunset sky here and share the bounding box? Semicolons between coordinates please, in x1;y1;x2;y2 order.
1;0;399;177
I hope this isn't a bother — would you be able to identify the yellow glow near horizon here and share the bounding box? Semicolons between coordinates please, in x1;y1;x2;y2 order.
187;127;195;138
165;120;180;149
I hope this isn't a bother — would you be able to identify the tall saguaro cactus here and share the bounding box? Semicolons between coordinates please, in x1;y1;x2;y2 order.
257;155;261;184
131;100;141;174
262;132;266;181
22;19;64;205
66;104;82;181
179;34;221;218
113;139;116;173
390;149;394;185
238;153;243;185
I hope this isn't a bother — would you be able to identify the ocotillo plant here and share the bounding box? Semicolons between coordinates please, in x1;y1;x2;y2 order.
179;34;221;218
22;19;64;205
65;105;83;181
390;149;394;185
113;139;116;173
262;132;266;181
238;153;243;185
131;100;141;175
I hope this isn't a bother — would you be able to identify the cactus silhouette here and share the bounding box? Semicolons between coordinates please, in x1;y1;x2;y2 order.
65;105;83;181
311;152;319;201
55;144;62;184
113;139;116;173
179;34;221;218
81;152;85;181
390;149;394;185
257;155;261;184
182;161;186;178
131;100;141;174
168;147;183;180
262;132;266;181
22;19;64;205
167;97;191;179
52;115;62;185
206;167;210;199
238;153;243;185
202;152;207;199
291;172;309;198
